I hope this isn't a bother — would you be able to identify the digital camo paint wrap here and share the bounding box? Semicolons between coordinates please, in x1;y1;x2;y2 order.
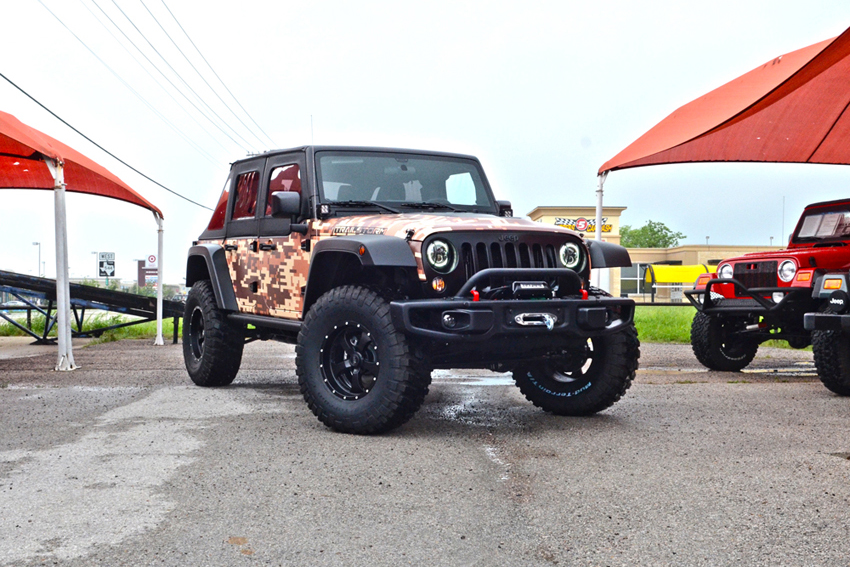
222;232;310;319
211;214;581;318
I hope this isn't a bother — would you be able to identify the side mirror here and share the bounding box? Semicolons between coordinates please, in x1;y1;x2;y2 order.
495;200;513;217
271;192;301;218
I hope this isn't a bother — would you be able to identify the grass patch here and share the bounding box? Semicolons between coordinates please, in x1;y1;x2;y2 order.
633;306;695;343
633;306;809;348
0;311;178;343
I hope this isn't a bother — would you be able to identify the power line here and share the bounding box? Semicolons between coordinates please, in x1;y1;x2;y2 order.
160;0;278;148
0;71;213;211
81;0;232;157
109;0;258;153
89;0;251;154
139;0;270;150
36;0;221;167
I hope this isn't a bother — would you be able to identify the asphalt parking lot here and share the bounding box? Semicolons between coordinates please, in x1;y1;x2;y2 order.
1;337;848;567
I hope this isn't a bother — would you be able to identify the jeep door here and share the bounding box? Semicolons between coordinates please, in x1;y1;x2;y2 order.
223;159;264;315
255;153;311;319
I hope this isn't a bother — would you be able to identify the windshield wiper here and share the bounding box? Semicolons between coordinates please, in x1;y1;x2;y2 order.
401;202;465;212
330;200;400;214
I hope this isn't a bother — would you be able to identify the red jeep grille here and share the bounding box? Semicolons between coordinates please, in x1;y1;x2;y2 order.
733;261;777;295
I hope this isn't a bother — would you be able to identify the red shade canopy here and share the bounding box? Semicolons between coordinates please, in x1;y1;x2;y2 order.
0;110;162;218
600;26;850;175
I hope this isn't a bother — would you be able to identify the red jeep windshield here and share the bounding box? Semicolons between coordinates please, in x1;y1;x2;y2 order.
793;206;850;242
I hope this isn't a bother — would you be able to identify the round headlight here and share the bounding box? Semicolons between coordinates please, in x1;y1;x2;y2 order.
559;242;584;270
778;260;796;282
718;264;734;279
426;239;455;273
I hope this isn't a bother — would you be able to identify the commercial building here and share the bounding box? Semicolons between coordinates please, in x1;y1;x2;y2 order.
527;206;782;302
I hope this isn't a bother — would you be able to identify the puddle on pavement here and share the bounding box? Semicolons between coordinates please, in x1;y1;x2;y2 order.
431;370;514;386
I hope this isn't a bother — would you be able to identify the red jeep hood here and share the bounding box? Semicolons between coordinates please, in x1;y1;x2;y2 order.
722;244;850;269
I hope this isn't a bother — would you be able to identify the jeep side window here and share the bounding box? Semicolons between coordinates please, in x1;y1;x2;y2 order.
265;164;301;216
206;175;231;230
232;171;259;220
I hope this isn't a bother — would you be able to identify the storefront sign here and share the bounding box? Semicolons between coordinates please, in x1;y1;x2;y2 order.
554;217;612;233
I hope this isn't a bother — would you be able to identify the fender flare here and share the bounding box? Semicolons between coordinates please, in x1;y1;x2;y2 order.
186;244;239;311
303;235;418;311
586;239;632;269
312;234;419;268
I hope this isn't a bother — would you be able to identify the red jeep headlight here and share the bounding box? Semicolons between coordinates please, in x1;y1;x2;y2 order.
778;260;796;282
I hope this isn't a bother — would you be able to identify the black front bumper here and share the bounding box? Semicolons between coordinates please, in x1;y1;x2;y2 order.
684;278;807;315
390;295;634;342
804;312;850;331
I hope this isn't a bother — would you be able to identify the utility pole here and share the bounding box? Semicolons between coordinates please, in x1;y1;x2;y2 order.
32;242;41;276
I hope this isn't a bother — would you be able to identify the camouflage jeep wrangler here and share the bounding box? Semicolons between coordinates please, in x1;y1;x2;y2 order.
183;146;640;434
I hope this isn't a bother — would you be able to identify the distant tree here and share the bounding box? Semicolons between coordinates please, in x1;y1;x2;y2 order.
620;220;686;248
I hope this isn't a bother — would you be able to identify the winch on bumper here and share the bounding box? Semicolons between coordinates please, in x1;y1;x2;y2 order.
390;268;635;342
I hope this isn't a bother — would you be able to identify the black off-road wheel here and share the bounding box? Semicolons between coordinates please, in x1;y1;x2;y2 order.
295;286;429;434
812;330;850;396
513;324;640;416
182;280;244;387
690;312;757;372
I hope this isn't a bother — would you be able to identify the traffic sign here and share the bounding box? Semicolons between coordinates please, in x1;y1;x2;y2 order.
98;261;115;277
97;252;115;279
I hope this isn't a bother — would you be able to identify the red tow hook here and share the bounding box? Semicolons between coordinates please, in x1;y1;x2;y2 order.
581;289;588;300
471;290;480;302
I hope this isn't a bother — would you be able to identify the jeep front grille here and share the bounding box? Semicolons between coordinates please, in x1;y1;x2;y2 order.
733;261;777;295
460;241;559;279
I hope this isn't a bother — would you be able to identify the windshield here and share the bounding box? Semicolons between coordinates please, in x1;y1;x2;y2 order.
793;206;850;242
316;152;496;213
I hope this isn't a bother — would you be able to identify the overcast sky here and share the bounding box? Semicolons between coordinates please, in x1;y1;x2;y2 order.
2;1;850;284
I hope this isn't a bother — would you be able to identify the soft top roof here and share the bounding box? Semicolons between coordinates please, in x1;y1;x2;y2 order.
803;198;850;210
230;145;482;167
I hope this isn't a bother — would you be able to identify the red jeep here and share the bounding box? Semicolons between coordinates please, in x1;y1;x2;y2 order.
685;198;850;395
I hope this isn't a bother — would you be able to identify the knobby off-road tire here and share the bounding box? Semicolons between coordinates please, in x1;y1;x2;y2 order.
690;312;757;372
296;286;429;434
513;324;640;416
182;280;244;387
811;330;850;396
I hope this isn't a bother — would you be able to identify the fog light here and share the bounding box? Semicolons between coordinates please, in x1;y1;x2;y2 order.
432;277;446;292
442;313;456;328
772;292;784;303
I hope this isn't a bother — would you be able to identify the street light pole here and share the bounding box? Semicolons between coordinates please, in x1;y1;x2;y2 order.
32;242;41;277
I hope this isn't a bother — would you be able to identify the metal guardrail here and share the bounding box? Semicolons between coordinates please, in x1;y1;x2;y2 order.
0;270;184;344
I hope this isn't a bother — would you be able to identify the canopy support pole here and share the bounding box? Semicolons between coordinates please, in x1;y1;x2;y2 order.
46;158;77;371
154;213;164;346
593;172;609;290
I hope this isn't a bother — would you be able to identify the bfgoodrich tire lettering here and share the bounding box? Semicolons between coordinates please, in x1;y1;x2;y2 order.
513;324;640;415
812;330;850;396
182;280;244;387
690;312;757;372
296;286;429;434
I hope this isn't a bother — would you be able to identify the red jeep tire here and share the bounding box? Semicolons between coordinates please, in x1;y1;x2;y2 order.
690;312;758;372
811;330;850;396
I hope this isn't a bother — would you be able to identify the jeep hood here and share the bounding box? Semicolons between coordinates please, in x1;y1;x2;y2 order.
315;214;580;242
722;245;850;269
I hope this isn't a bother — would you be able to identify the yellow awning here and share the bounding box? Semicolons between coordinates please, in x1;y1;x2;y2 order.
645;264;710;284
